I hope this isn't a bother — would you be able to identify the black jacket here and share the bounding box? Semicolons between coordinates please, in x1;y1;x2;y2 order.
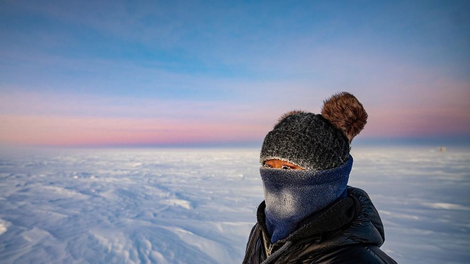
242;186;397;264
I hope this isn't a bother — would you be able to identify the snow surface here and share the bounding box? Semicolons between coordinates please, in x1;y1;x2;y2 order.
0;146;469;264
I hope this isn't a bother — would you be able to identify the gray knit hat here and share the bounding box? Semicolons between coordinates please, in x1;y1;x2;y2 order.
260;92;368;171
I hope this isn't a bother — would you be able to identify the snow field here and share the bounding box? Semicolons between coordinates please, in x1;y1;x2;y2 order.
0;146;469;264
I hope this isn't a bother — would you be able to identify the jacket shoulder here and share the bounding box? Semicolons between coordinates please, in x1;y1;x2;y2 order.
245;223;259;250
311;244;397;264
243;223;264;264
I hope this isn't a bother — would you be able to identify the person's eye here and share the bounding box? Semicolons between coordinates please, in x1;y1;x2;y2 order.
281;165;292;170
263;164;272;168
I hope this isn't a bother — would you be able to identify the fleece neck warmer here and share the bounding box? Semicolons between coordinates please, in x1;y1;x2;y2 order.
260;155;353;243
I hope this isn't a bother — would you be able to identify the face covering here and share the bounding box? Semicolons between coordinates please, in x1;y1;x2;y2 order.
260;155;353;243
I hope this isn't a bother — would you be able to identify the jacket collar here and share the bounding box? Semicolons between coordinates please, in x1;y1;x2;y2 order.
256;186;385;250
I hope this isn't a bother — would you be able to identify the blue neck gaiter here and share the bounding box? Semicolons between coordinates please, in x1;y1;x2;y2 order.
260;155;353;243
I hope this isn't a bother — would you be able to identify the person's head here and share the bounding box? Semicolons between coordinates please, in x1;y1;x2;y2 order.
260;92;367;171
259;92;368;243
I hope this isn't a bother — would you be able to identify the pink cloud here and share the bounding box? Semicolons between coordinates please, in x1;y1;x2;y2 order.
1;74;469;147
0;114;268;146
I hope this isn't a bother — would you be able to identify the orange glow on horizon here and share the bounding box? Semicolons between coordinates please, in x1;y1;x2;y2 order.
0;114;268;146
1;109;469;147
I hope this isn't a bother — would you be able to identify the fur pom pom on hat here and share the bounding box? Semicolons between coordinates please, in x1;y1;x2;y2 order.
260;92;367;170
321;92;368;143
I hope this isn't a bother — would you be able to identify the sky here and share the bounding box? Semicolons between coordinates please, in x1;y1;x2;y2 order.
0;0;469;147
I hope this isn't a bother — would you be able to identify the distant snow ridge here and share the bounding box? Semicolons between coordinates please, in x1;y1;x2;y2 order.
0;219;9;236
0;146;469;264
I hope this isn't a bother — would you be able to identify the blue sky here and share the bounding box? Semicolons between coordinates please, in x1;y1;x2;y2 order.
0;0;469;147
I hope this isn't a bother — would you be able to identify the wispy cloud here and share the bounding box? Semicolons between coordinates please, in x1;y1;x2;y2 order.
0;113;268;147
1;0;469;146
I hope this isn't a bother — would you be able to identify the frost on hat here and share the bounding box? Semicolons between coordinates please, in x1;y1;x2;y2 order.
260;92;368;171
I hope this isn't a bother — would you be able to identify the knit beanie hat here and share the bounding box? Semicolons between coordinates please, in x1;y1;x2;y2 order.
260;92;368;170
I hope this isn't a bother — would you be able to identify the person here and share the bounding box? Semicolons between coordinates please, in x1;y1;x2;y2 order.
242;92;397;264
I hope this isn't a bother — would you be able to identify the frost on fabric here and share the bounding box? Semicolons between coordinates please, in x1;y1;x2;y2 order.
264;189;298;218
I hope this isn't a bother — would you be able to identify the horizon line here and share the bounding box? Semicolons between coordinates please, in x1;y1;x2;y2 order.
1;136;469;150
